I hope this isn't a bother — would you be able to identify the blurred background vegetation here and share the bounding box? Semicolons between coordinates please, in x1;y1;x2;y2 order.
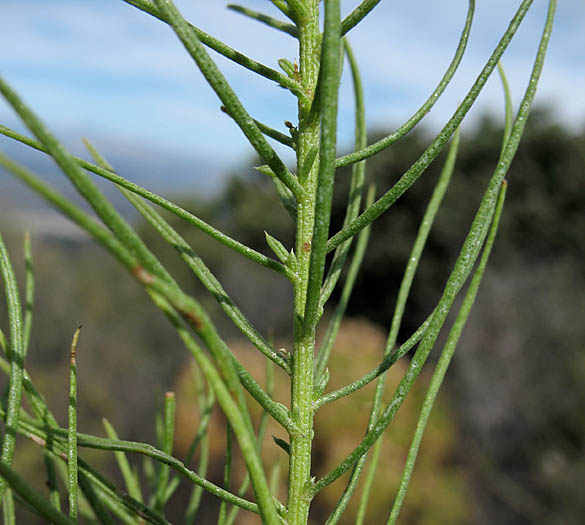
1;109;584;523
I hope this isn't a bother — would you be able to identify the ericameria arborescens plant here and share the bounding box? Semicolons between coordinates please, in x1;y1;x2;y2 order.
0;0;556;523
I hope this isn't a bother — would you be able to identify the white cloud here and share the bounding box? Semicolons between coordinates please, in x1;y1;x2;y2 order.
1;0;583;170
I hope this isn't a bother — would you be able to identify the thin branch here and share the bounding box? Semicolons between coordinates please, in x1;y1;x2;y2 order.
227;4;298;37
340;0;382;35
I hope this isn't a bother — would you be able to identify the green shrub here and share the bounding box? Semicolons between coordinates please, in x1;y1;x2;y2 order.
0;1;556;523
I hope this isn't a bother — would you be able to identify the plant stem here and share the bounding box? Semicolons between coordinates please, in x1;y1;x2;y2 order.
288;2;321;523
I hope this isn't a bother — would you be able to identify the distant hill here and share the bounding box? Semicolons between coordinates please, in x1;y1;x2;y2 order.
0;123;228;235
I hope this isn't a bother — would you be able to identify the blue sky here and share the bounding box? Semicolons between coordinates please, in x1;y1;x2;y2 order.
1;0;583;178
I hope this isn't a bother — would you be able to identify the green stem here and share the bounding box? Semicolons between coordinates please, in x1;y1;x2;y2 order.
287;1;322;522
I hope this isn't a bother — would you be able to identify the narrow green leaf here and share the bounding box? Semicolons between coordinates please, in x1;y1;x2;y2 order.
270;1;292;20
43;450;61;511
498;62;514;150
83;139;260;442
224;358;277;525
118;176;291;372
314;0;555;487
135;269;293;430
286;249;298;272
142;293;279;523
0;78;174;291
77;471;115;525
284;0;310;23
154;392;175;514
184;363;213;524
278;58;296;78
6;406;260;518
0;234;25;499
183;363;215;467
184;432;209;524
272;437;290;456
0;148;278;519
312;368;329;400
354;438;383;525
314;184;375;382
1;150;286;520
318;38;367;312
265;231;290;264
102;419;143;503
67;326;81;520
227;4;298;38
217;424;233;525
302;0;342;337
253;119;296;149
52;421;165;524
341;0;382;35
0;152;138;274
297;144;318;185
2;489;15;525
0;462;74;525
387;2;558;507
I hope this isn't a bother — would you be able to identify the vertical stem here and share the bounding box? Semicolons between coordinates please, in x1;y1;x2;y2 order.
289;1;342;522
289;3;321;524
